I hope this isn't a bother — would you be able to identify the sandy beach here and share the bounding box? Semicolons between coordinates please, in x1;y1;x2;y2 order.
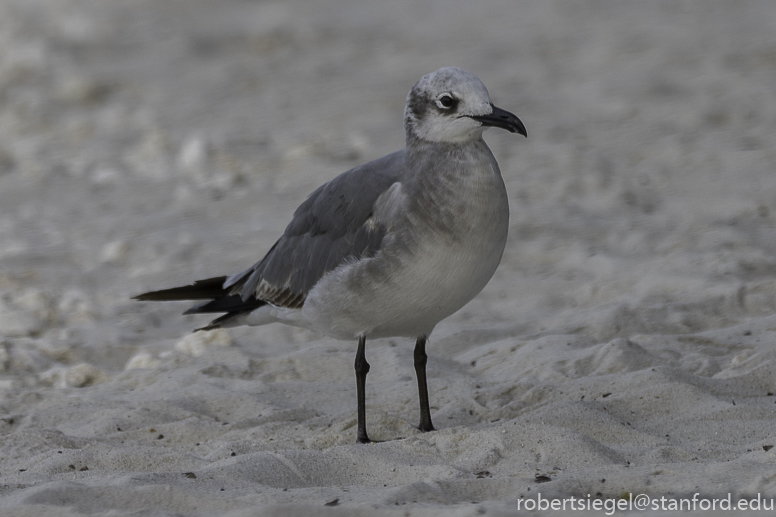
1;0;776;515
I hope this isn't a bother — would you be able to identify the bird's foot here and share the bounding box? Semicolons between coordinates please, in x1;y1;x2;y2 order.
356;433;374;444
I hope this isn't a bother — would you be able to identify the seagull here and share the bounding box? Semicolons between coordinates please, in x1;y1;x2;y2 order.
134;67;526;443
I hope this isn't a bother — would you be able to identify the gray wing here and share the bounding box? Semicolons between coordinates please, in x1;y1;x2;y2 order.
224;150;407;308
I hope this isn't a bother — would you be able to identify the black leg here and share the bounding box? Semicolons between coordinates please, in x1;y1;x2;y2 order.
414;335;435;432
354;335;371;443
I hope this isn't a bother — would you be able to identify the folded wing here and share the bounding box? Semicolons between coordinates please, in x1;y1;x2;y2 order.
134;150;407;330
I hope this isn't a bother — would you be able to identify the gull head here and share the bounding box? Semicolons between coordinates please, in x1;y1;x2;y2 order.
404;67;526;145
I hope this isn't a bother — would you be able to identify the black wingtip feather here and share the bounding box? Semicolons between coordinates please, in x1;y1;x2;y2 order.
194;323;220;332
134;276;267;332
194;312;244;332
183;296;266;315
133;276;229;301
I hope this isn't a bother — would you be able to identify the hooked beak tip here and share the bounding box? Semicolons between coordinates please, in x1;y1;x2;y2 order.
470;104;527;137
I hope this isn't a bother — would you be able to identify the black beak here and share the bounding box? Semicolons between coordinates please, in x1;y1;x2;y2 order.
470;104;527;137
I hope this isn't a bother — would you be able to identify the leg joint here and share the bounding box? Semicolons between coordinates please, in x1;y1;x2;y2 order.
413;336;428;368
355;355;370;375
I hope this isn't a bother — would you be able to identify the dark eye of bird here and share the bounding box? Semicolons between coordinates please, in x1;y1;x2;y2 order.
437;94;456;110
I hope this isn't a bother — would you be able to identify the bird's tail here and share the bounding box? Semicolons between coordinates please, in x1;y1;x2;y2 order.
133;276;266;331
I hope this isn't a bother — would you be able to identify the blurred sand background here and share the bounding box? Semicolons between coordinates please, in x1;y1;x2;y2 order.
1;0;776;515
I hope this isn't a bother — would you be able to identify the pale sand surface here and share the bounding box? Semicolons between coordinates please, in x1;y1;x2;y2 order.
1;0;776;515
